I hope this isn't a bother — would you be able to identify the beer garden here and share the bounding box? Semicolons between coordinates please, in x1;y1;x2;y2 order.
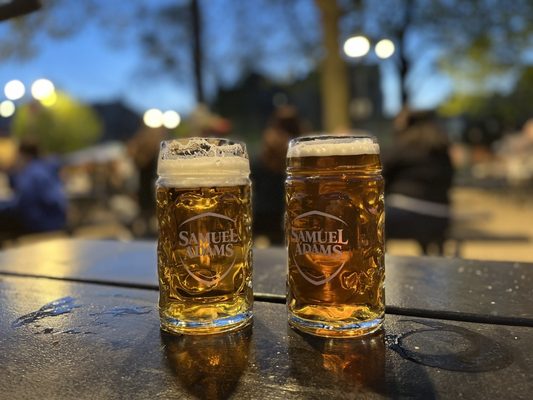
0;1;532;399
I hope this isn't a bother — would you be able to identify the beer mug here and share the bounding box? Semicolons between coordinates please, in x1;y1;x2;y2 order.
285;135;385;337
156;138;253;334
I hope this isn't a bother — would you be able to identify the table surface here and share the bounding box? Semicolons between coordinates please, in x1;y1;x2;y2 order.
1;239;532;399
1;239;532;325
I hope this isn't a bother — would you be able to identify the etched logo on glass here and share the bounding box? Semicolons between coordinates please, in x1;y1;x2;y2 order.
289;210;352;286
177;212;240;286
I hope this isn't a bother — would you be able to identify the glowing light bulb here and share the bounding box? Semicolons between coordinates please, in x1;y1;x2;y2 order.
375;39;395;59
143;108;163;128
31;79;55;100
0;100;15;117
343;36;370;58
4;80;25;100
162;110;181;129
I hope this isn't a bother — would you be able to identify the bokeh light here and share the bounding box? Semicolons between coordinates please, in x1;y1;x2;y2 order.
31;79;55;100
143;108;163;128
0;100;15;118
4;80;25;100
375;39;395;59
162;110;181;129
343;35;370;58
40;91;58;107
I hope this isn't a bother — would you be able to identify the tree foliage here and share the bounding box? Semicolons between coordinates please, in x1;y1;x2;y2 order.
0;0;98;60
11;92;102;154
1;0;532;130
340;0;533;108
133;0;321;98
441;67;533;130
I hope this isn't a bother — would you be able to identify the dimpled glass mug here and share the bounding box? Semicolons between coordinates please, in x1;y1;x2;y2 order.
285;135;385;337
156;138;253;335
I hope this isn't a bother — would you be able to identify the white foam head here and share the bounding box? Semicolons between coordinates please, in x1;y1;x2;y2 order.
157;138;250;187
287;135;380;158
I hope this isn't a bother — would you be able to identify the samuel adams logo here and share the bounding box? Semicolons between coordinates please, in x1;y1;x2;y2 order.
177;212;240;286
290;210;351;286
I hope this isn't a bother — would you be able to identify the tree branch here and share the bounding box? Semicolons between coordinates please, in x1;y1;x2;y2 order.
0;0;41;22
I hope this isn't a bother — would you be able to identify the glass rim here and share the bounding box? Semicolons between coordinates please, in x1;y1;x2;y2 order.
160;137;245;147
159;137;248;160
289;134;378;146
157;136;250;181
287;133;380;159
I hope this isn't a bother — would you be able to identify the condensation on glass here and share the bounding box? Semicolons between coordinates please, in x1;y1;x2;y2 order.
156;138;253;335
285;135;385;337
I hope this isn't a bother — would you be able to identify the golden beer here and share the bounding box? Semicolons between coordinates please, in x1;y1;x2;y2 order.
285;135;384;337
156;138;253;334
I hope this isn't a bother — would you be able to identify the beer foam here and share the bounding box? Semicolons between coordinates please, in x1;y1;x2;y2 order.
287;136;379;158
157;138;250;187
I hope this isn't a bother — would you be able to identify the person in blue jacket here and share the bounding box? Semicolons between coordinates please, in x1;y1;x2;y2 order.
0;140;67;238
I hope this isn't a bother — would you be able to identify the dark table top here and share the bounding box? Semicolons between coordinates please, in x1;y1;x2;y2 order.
0;239;532;399
1;239;532;326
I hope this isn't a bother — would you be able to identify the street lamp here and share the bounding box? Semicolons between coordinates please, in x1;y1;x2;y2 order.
1;78;58;115
4;79;25;100
144;109;181;129
343;35;395;59
31;78;55;100
162;110;181;129
375;39;395;59
342;35;396;122
343;35;371;58
143;108;164;128
0;100;15;118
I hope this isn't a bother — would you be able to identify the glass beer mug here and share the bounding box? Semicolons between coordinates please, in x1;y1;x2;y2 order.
285;135;385;337
156;138;253;334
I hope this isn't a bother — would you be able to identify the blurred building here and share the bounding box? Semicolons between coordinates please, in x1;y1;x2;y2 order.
211;72;321;141
348;64;383;121
210;66;387;142
92;101;141;142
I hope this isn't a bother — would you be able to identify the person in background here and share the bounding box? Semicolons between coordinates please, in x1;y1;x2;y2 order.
189;103;232;137
127;126;168;237
384;109;454;254
0;139;67;239
252;105;305;245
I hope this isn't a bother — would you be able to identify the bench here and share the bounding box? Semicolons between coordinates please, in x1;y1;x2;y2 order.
445;225;531;257
388;225;530;257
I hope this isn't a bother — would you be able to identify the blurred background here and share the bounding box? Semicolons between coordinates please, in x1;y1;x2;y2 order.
0;0;531;262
